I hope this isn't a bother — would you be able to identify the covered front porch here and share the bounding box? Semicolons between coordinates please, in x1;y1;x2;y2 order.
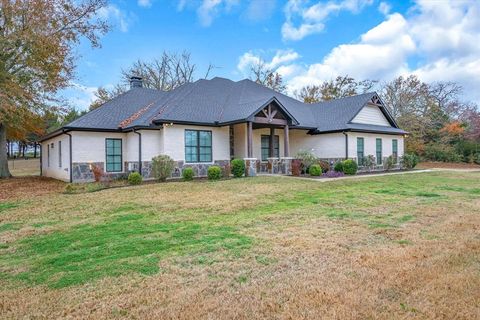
230;98;296;176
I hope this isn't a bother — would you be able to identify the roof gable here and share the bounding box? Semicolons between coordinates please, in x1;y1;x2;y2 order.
351;104;391;126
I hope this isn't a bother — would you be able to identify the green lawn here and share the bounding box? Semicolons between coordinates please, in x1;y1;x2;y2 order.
0;171;479;319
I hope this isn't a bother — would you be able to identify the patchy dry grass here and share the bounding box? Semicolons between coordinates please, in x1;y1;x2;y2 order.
0;171;479;319
8;159;40;177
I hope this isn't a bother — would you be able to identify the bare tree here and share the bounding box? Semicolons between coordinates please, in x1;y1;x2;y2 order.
295;76;377;103
121;51;196;91
294;85;323;103
249;61;286;93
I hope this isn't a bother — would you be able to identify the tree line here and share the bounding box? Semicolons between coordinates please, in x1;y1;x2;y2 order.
293;75;480;164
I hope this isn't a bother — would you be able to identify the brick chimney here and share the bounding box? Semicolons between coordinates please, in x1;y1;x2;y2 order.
130;76;143;89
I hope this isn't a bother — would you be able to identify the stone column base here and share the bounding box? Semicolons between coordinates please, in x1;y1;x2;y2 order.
280;157;293;175
244;158;257;177
267;157;282;174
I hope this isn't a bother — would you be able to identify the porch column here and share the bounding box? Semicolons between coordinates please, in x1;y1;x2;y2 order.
284;124;290;157
247;121;253;158
269;127;275;157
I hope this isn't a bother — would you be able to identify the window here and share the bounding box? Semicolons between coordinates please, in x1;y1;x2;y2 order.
105;138;122;172
261;135;279;161
58;141;62;167
357;137;364;165
376;138;382;165
392;139;398;163
47;144;50;167
185;130;212;163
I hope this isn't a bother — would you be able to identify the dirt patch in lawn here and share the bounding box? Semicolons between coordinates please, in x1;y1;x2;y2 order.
0;177;65;201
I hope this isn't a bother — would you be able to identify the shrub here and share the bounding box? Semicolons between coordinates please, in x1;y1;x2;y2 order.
152;155;176;181
334;161;344;172
424;143;462;162
91;164;104;182
291;159;302;176
182;167;194;181
322;170;345;178
64;183;75;194
363;155;375;171
342;159;358;175
401;153;419;170
475;153;480;165
128;172;143;185
207;166;222;180
295;150;317;173
231;159;245;178
309;164;322;176
86;182;105;193
317;160;330;173
384;155;396;171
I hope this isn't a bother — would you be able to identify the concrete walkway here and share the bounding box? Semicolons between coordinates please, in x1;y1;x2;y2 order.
258;168;480;183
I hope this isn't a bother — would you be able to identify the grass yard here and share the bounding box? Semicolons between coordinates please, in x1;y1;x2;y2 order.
8;159;40;177
0;171;479;319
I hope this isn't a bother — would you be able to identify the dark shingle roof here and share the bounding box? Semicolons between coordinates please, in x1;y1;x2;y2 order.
66;88;166;130
62;77;406;135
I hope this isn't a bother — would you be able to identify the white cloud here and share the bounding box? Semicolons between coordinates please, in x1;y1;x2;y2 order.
244;0;276;22
138;0;152;8
237;49;301;77
275;0;480;104
65;83;99;111
177;0;240;26
378;2;391;15
281;0;374;41
286;13;415;92
97;5;131;32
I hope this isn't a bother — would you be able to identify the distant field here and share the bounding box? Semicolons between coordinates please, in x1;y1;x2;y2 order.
0;171;479;319
8;159;40;176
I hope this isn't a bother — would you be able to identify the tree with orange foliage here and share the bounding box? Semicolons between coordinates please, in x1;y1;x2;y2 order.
0;0;109;178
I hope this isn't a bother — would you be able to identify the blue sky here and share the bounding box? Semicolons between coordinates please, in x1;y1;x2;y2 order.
66;0;480;109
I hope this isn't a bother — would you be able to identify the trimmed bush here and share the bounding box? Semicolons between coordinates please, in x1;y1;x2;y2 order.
342;159;358;175
207;166;222;180
318;160;330;173
334;161;344;172
64;183;75;194
309;164;322;176
295;150;317;174
363;155;375;171
182;167;194;181
291;159;302;176
401;153;419;170
91;164;104;182
384;155;396;171
128;172;143;185
231;159;245;178
152;155;175;181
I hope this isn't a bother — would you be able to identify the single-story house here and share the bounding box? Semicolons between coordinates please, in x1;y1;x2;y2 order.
40;76;406;182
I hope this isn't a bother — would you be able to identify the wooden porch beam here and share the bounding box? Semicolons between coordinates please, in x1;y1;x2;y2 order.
284;124;290;157
269;127;275;158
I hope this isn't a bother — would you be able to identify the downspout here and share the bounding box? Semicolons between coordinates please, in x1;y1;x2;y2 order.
343;131;348;159
39;144;42;177
134;129;142;175
63;130;73;183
